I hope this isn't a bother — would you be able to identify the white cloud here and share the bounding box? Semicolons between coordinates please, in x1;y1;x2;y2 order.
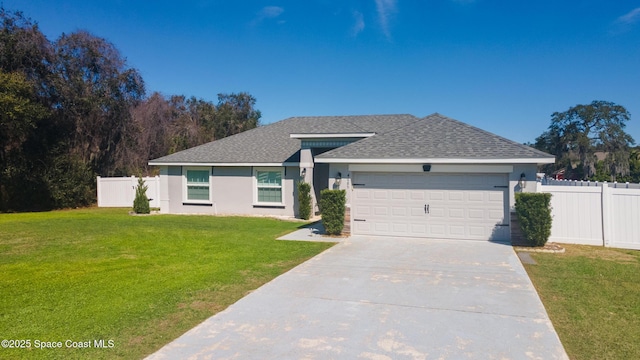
252;6;284;26
374;0;397;40
259;6;284;19
617;7;640;24
351;11;365;37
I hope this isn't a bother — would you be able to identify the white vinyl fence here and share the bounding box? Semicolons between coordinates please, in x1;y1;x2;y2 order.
536;182;640;250
544;178;640;189
97;176;160;208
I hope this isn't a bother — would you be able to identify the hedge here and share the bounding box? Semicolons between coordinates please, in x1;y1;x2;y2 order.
297;181;312;220
515;192;552;247
320;189;346;235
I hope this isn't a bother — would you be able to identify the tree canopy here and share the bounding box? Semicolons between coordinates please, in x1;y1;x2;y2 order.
0;8;260;211
534;100;635;181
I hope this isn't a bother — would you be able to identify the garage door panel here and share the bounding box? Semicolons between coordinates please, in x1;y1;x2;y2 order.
352;204;370;216
488;209;505;220
355;189;371;200
429;208;446;218
429;224;446;237
391;191;406;199
392;223;409;233
373;191;387;200
447;191;463;201
411;224;427;234
449;208;464;218
468;226;486;237
489;192;503;201
410;191;425;200
468;209;485;219
352;172;509;241
373;207;388;216
450;225;465;236
374;222;389;232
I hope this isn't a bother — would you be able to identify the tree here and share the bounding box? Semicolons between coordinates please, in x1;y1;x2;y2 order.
297;181;312;220
214;92;261;140
132;177;150;214
117;92;261;176
0;8;262;211
53;30;145;176
0;70;48;210
0;8;54;94
534;101;635;180
0;9;54;211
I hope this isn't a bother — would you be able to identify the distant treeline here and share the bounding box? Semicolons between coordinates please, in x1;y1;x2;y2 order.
0;9;260;211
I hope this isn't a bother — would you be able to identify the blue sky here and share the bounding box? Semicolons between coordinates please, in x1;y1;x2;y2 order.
7;1;640;144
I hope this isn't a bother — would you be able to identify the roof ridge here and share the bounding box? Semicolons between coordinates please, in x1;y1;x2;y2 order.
362;115;427;136
288;113;415;119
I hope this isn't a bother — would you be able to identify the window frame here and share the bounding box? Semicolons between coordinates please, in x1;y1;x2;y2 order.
182;167;212;204
253;167;285;206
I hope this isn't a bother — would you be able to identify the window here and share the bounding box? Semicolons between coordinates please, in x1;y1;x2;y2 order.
185;168;210;202
255;168;283;205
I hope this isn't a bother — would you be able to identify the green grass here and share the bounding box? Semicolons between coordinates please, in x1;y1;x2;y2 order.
0;208;333;359
524;245;640;360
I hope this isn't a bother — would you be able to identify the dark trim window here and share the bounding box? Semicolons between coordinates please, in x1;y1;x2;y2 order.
254;168;284;205
184;168;211;203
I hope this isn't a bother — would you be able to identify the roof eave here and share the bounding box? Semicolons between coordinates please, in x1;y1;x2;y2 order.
290;133;376;139
148;161;300;167
315;158;556;165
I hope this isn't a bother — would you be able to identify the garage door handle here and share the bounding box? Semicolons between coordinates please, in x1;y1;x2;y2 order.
424;204;429;214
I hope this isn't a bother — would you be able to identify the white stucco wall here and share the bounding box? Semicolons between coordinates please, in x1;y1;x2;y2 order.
509;164;539;210
328;164;351;206
162;165;299;217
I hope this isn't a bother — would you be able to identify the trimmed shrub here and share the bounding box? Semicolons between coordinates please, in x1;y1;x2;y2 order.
133;177;150;214
297;181;312;220
320;189;346;235
515;192;552;247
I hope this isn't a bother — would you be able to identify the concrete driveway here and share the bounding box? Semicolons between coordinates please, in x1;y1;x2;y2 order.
147;236;568;359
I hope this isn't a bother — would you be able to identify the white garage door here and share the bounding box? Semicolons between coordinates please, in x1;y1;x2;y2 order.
351;172;509;241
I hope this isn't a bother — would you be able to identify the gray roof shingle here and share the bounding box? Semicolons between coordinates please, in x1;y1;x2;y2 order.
316;113;554;160
149;114;419;164
149;113;553;164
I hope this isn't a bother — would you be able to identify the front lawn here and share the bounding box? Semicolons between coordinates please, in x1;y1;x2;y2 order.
524;245;640;360
0;208;333;359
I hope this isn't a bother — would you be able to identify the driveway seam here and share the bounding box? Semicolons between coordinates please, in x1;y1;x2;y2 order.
291;295;553;320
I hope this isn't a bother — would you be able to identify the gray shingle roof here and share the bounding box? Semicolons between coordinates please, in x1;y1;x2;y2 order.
149;114;419;164
316;113;554;160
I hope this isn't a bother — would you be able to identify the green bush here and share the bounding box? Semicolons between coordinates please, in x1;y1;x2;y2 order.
297;181;312;220
515;192;552;247
320;189;346;235
133;177;150;214
45;155;95;209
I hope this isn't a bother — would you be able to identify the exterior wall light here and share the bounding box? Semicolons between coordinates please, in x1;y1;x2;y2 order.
518;172;527;192
300;168;306;178
336;172;342;186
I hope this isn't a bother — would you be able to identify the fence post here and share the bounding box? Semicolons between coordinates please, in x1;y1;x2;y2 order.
602;182;611;247
96;176;102;207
